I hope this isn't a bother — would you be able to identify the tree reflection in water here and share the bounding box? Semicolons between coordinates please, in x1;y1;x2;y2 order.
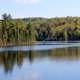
0;47;80;73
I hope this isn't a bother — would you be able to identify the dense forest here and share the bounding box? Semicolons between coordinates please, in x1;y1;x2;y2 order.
0;13;80;46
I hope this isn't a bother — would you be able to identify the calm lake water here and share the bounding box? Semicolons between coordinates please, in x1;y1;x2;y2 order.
0;43;80;80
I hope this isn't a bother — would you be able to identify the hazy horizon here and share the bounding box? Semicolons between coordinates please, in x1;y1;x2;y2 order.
0;0;80;19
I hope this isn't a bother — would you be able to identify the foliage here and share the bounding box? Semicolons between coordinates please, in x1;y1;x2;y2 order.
0;13;80;45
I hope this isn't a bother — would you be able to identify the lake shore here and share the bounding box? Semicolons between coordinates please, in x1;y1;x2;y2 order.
0;41;37;47
0;41;80;48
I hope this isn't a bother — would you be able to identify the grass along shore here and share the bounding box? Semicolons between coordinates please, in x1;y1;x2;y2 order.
0;41;37;47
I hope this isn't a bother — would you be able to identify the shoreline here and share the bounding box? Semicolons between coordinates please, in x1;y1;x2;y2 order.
0;41;80;47
0;41;37;47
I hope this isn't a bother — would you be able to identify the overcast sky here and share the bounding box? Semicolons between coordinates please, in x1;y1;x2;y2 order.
0;0;80;18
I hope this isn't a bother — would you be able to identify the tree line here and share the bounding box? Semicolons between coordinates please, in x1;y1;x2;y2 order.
0;13;80;45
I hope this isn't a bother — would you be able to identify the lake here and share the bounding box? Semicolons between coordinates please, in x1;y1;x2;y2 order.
0;42;80;80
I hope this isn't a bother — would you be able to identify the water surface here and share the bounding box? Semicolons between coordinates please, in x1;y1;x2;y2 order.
0;43;80;80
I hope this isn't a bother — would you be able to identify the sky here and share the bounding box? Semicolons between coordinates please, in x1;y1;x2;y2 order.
0;0;80;18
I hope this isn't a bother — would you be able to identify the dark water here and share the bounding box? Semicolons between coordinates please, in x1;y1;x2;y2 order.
0;44;80;80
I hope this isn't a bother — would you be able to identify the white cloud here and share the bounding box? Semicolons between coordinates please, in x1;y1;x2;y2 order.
15;0;40;4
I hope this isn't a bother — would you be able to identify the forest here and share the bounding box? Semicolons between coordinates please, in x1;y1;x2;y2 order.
0;13;80;46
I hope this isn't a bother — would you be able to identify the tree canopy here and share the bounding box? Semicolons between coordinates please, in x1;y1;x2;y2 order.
0;13;80;46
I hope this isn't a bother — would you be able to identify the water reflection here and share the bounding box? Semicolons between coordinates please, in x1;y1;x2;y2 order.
0;47;80;73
